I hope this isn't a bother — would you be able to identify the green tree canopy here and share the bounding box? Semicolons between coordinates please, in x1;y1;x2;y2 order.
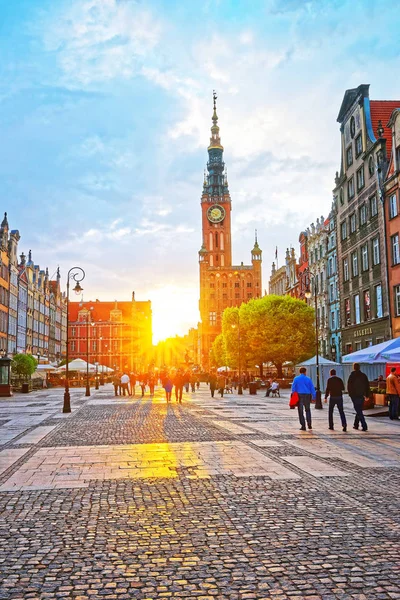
11;354;37;377
219;295;314;376
210;333;227;368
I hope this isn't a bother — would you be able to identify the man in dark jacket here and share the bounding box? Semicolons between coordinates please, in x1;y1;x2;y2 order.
347;363;370;431
325;368;347;432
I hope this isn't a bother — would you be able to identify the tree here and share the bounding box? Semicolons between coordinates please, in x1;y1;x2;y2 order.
239;295;314;376
210;333;227;367
11;354;37;378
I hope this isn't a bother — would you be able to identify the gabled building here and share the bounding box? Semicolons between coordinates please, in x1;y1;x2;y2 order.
8;229;20;355
0;214;10;353
384;108;400;338
334;84;400;355
326;204;341;361
307;216;330;357
17;253;28;354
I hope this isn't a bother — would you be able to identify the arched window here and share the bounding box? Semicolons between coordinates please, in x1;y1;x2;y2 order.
209;232;213;250
215;233;218;248
209;255;214;266
220;233;224;250
221;255;225;266
215;254;219;263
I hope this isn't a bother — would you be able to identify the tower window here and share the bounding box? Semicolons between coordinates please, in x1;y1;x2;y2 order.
215;233;218;248
247;282;252;288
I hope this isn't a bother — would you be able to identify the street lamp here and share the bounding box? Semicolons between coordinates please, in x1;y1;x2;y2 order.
231;313;243;395
63;267;85;413
305;277;323;410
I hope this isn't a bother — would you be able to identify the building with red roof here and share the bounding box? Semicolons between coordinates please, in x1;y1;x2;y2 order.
68;293;152;372
384;108;400;338
334;84;400;355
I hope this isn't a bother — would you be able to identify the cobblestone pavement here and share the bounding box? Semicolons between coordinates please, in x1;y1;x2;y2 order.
0;385;400;599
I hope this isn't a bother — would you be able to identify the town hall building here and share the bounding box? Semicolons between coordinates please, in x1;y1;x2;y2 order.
198;94;262;368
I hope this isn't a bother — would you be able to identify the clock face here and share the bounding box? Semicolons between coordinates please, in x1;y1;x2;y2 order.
207;204;225;223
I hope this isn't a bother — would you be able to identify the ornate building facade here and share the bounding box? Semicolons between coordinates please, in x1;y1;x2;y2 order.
327;205;342;361
68;295;152;372
384;108;400;338
334;84;399;355
308;216;330;358
198;94;262;367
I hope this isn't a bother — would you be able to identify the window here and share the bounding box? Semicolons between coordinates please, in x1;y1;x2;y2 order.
71;341;76;351
331;311;336;330
356;166;365;190
222;282;227;288
389;194;398;219
71;327;76;337
370;194;378;217
234;282;240;288
355;341;362;351
350;213;356;233
359;203;367;226
339;188;344;205
354;294;361;324
235;292;240;299
343;258;349;281
341;221;347;240
345;298;351;326
210;293;215;300
361;244;369;271
368;156;374;177
345;342;353;354
209;311;217;326
351;252;358;277
355;134;363;157
392;234;400;265
372;237;380;265
329;282;335;302
247;293;252;299
375;284;383;318
348;177;355;199
346;145;353;168
364;290;371;321
395;285;400;317
246;282;252;288
350;116;355;138
210;283;215;288
223;293;227;301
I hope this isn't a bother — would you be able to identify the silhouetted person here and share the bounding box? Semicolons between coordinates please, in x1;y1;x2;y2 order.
347;363;369;431
325;368;347;432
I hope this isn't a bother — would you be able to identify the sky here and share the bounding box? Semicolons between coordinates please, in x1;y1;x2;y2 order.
1;0;400;342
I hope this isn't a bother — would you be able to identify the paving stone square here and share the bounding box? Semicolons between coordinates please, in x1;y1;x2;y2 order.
0;384;399;599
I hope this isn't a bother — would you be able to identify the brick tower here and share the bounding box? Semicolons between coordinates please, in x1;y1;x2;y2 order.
198;92;262;369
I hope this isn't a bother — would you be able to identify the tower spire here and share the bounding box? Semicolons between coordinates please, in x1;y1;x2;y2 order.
208;90;223;151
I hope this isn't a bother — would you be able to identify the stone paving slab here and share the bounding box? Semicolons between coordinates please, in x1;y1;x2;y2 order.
0;447;31;475
13;425;57;445
0;385;399;599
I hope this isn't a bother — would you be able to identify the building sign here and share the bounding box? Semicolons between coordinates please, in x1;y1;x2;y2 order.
354;327;372;338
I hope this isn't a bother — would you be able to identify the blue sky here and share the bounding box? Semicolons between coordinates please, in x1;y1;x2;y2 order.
1;0;400;341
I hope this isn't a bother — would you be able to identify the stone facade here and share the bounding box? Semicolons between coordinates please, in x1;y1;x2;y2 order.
334;85;399;355
384;108;400;338
307;217;330;358
327;205;342;361
198;95;262;368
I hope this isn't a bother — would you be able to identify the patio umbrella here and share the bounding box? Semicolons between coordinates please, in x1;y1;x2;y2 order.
57;358;97;372
342;337;400;363
36;364;56;371
217;366;231;372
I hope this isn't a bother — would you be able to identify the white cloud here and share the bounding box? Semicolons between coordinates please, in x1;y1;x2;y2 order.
42;0;162;86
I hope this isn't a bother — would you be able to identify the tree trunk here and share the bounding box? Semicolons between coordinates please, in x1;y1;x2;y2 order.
275;363;283;378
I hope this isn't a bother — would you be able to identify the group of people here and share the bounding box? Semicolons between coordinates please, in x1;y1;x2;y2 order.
292;363;400;431
160;370;200;403
112;372;157;397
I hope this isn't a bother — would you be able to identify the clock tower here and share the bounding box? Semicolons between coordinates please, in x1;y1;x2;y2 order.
198;93;262;368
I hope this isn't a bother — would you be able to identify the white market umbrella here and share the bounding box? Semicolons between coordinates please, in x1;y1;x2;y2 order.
57;358;97;372
342;338;400;364
98;364;114;373
217;366;231;372
36;364;56;372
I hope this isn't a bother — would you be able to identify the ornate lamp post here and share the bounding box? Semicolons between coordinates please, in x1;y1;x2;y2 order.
231;313;243;395
63;267;85;413
305;277;323;410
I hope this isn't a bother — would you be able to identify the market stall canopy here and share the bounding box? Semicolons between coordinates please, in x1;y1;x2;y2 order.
57;358;98;372
217;366;231;372
342;338;400;364
36;364;56;371
297;356;340;366
98;364;114;373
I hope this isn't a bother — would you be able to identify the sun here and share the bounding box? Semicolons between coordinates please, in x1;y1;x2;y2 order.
149;285;199;343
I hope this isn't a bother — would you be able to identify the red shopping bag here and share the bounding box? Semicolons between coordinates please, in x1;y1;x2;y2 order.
289;392;299;409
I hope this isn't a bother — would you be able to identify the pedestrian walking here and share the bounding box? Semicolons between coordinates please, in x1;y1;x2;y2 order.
148;375;155;396
112;373;120;396
140;378;146;397
324;368;347;432
120;372;130;396
217;374;225;398
129;372;136;397
291;367;316;431
174;371;184;403
163;377;173;403
209;372;217;398
347;363;370;431
386;367;400;420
